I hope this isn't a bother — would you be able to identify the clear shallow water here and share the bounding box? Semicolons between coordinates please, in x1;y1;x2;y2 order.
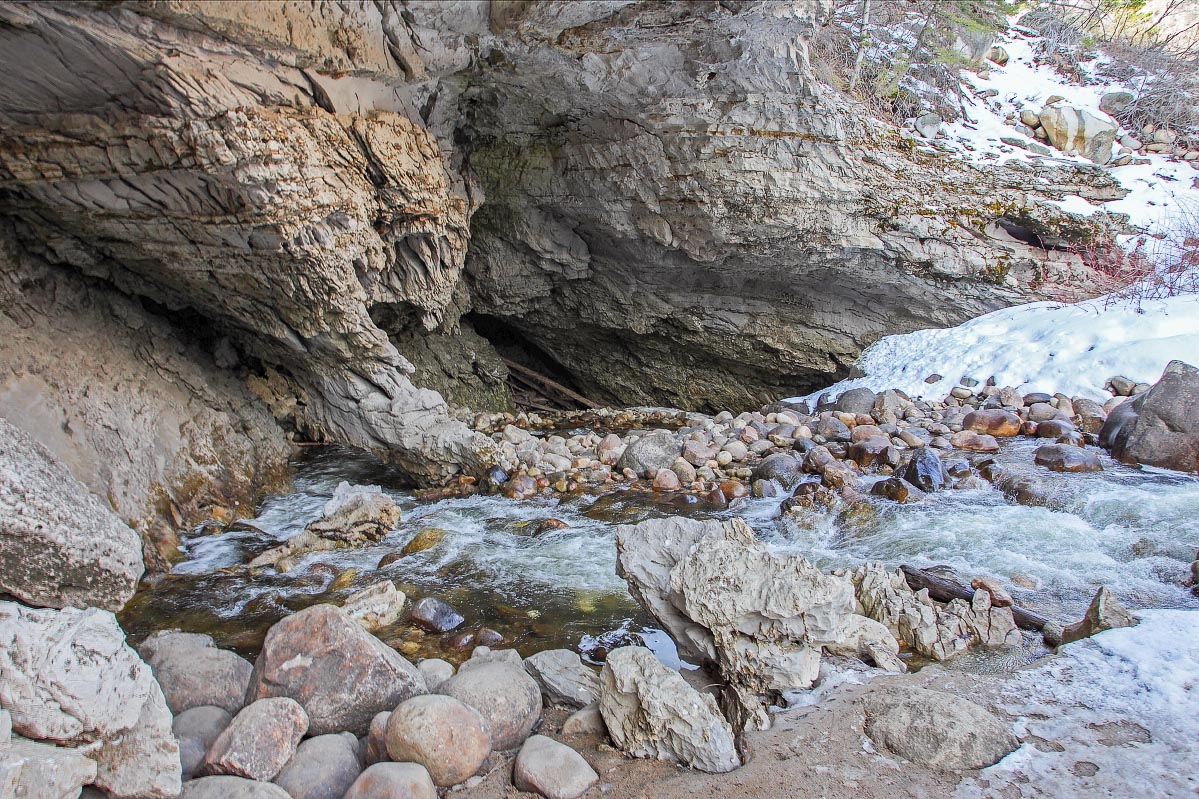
120;441;1199;664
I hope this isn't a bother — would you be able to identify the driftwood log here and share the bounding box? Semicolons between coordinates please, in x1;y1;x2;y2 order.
503;358;599;410
901;564;1050;632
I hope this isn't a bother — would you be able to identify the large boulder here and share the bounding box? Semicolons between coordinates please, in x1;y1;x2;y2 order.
616;517;863;726
1099;360;1199;473
139;630;254;714
1038;103;1118;164
384;695;491;787
0;602;181;798
598;647;740;774
862;686;1018;770
523;649;601;709
441;662;542;751
0;418;143;610
615;430;680;475
203;697;309;782
246;604;426;736
512;735;599;799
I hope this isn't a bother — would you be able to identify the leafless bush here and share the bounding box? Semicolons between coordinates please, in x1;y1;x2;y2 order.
1022;0;1199;148
1062;201;1199;309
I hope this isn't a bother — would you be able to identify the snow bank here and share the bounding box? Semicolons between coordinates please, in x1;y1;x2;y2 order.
789;294;1199;403
958;609;1199;798
939;25;1199;235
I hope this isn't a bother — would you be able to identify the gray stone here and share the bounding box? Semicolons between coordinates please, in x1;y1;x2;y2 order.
246;604;426;736
616;430;680;475
409;597;465;633
173;706;232;781
181;775;292;799
598;647;739;773
341;580;406;631
835;387;878;415
203;697;308;781
1045;586;1138;646
750;452;804;487
442;662;542;750
139;630;253;714
1100;360;1199;473
0;418;143;610
1034;444;1102;472
0;708;9;746
903;448;945;492
915;113;942;139
561;703;606;736
512;735;598;799
0;602;180;798
273;733;363;799
385;694;490;787
1099;90;1134;116
416;658;454;692
524;649;601;709
863;686;1017;770
342;762;437;799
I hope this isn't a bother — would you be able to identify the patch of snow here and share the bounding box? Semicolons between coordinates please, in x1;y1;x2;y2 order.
957;609;1199;798
788;293;1199;403
934;25;1199;236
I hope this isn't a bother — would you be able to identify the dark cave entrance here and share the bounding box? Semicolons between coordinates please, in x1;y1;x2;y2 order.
466;312;599;412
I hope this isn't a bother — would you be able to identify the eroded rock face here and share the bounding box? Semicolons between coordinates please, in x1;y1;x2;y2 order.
0;0;1123;438
0;1;495;483
598;646;740;774
0;602;181;798
0;228;290;566
0;417;143;610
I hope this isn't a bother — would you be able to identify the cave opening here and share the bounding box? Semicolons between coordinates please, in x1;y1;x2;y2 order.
465;312;599;412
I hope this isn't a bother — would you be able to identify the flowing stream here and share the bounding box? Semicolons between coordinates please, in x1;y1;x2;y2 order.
120;440;1199;668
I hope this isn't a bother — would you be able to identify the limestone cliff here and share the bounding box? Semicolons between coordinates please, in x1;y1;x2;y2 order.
0;0;1120;501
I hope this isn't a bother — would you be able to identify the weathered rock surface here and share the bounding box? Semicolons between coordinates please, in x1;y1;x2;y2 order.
272;733;363;799
341;580;407;631
0;2;501;482
342;762;438;799
0;737;98;799
441;662;542;751
203;697;308;782
385;695;491;787
523;649;601;709
512;735;599;799
617;517;880;726
246;604;426;736
0;602;181;798
862;686;1018;770
0;229;289;565
616;430;681;475
250;483;401;568
1100;360;1199;473
139;630;253;714
0;417;143;610
599;646;740;774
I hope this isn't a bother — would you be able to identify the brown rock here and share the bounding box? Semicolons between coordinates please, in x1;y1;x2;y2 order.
400;528;446;556
202;698;308;781
962;409;1022;437
653;468;681;491
950;431;1000;452
970;577;1013;607
246;604;426;736
385;695;491;787
718;479;748;501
